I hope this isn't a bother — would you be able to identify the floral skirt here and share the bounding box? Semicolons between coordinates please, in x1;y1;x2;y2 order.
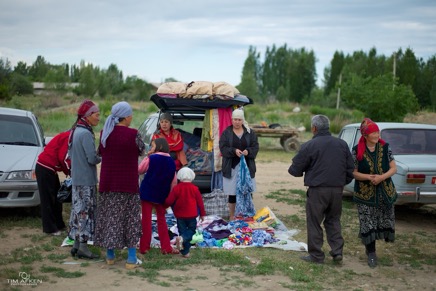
94;192;142;249
357;195;395;245
69;185;97;242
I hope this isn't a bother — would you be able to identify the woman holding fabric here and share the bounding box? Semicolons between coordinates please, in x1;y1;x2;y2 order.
152;112;187;171
352;118;397;268
95;101;145;269
219;108;259;221
68;99;101;259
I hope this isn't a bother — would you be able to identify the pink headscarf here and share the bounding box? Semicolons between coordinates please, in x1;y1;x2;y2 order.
356;118;385;161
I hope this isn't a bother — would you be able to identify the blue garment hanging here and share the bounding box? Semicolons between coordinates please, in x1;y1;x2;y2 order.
235;156;255;217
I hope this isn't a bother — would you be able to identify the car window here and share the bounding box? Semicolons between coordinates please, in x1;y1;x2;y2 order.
138;115;158;150
339;127;359;150
381;129;436;154
0;115;39;146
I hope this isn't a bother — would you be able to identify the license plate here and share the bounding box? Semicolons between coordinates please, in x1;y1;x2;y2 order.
432;177;436;184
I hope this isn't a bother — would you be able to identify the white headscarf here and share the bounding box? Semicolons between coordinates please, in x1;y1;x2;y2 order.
232;108;250;133
177;167;196;182
101;101;133;147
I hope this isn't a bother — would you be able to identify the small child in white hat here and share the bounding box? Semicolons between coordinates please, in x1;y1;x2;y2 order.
164;167;206;258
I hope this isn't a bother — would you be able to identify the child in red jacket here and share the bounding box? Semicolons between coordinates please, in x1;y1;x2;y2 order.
165;167;206;258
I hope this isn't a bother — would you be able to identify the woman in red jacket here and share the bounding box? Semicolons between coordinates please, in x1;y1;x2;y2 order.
152;112;187;171
35;130;71;236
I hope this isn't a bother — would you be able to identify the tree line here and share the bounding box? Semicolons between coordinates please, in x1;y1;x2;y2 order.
1;46;435;121
0;56;156;101
237;45;436;121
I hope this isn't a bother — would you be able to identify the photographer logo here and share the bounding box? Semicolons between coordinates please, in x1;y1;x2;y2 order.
7;272;42;286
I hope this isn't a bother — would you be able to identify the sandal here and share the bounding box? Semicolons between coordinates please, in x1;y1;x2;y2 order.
175;236;184;251
125;258;142;270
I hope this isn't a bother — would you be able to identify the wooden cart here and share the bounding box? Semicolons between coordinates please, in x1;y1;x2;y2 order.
251;124;301;152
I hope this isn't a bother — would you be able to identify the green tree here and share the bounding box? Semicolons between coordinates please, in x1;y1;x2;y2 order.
237;46;262;102
341;73;419;121
44;64;69;90
77;61;98;97
11;73;33;95
0;58;12;100
324;51;345;96
28;55;50;81
124;76;155;101
14;61;29;76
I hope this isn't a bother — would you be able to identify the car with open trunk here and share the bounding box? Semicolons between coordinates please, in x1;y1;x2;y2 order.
138;93;253;193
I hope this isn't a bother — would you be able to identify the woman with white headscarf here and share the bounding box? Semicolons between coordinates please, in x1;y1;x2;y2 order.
94;101;146;269
219;108;259;221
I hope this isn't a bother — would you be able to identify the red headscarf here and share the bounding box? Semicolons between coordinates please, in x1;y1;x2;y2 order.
77;99;99;118
356;118;385;161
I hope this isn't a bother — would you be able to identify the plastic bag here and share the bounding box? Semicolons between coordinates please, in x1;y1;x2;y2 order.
57;178;72;203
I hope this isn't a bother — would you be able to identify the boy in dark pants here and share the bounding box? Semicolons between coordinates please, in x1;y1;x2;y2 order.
165;167;206;258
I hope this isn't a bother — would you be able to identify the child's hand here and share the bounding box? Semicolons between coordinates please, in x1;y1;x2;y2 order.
199;216;205;222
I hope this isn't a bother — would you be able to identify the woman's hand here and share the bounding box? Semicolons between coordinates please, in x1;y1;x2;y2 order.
369;174;384;185
235;149;248;157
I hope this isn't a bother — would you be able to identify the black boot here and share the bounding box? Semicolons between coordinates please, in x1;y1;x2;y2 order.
77;242;99;259
70;239;79;257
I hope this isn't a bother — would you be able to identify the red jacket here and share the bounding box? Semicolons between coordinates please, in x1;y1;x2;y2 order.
37;130;71;175
165;182;206;219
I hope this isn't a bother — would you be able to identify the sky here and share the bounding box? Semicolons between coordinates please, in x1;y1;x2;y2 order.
1;0;436;87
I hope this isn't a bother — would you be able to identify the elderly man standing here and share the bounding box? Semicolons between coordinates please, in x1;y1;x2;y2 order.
288;115;354;264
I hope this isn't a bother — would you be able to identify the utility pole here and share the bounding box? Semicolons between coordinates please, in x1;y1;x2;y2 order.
336;73;342;109
393;52;396;90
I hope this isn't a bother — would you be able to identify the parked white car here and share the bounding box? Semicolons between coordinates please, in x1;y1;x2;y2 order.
0;107;48;210
338;122;436;206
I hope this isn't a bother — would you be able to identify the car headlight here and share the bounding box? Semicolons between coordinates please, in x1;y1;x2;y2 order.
6;170;36;181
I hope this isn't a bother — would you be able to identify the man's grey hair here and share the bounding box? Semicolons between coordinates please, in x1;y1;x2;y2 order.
311;115;330;130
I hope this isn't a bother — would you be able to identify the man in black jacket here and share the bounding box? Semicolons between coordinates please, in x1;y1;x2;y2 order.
288;115;354;264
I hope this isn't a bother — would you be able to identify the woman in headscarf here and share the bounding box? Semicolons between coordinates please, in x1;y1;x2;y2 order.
219;108;259;221
352;118;397;268
68;99;101;259
94;101;145;269
152;112;187;171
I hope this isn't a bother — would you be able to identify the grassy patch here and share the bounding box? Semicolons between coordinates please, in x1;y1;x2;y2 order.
40;265;85;278
265;189;306;206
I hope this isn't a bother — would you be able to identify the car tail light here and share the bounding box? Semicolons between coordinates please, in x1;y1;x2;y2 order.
406;174;425;184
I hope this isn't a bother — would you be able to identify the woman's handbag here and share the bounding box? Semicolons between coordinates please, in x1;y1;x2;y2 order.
57;177;72;203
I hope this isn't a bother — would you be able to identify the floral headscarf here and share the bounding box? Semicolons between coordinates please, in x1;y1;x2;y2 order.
357;118;385;161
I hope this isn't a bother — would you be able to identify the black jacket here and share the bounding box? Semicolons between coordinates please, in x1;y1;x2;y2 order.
219;125;259;179
288;129;354;187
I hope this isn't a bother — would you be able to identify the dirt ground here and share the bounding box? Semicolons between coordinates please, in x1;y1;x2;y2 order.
2;160;436;291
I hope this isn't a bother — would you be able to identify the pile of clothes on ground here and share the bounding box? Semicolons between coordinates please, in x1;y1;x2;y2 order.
150;207;307;252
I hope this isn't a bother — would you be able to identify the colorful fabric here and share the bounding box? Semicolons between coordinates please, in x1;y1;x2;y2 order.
235;156;256;217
